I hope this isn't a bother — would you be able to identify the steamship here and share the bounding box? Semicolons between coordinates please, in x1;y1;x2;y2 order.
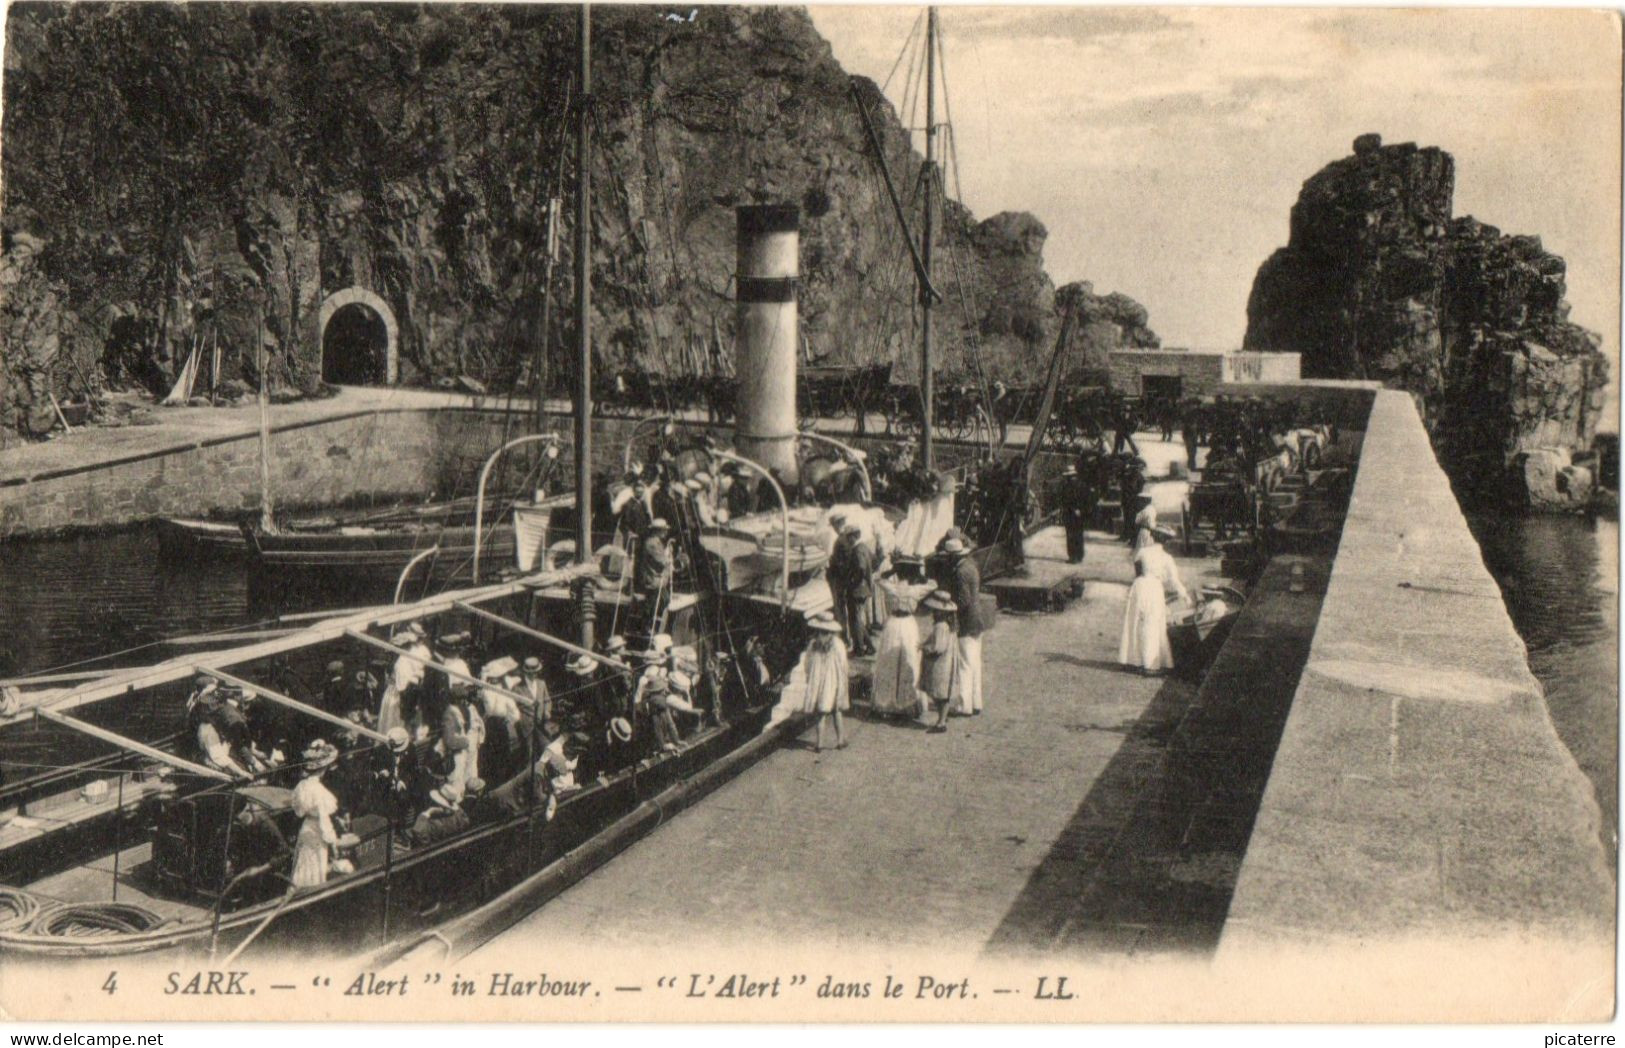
0;204;896;963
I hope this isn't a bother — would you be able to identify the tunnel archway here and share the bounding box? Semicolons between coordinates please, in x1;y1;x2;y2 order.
318;287;398;385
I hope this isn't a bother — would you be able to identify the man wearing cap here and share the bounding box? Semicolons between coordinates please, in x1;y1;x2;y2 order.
945;538;986;716
1118;454;1147;542
635;518;674;629
828;521;876;656
1058;464;1093;565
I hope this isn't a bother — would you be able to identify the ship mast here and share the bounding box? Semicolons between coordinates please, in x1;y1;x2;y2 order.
920;6;938;471
573;2;594;649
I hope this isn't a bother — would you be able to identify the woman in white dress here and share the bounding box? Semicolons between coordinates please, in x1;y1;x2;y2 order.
1118;557;1175;675
290;740;354;888
869;583;924;718
1134;540;1191;606
376;626;423;734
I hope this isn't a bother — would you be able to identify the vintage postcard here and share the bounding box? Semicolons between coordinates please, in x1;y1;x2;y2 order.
0;1;1616;1025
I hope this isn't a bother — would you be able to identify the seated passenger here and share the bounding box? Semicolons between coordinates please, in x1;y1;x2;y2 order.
404;781;473;848
195;694;257;780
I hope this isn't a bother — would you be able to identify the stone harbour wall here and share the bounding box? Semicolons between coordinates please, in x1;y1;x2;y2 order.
0;408;653;537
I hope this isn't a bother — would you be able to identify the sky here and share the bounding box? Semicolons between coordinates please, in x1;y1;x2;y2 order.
809;5;1621;409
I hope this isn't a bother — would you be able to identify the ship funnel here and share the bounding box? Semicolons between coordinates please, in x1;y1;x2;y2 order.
734;204;800;486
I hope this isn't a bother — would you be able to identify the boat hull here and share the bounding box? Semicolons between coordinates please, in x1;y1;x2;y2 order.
0;706;777;961
249;525;516;575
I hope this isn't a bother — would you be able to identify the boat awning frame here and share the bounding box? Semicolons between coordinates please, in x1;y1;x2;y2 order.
35;707;234;782
1;562;598;726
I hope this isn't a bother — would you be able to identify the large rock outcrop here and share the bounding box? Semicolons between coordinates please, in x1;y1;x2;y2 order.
1;4;1156;436
1244;135;1609;507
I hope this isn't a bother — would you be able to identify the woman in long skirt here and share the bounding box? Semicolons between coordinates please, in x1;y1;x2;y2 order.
870;586;924;718
800;614;850;752
290;740;342;888
1118;557;1174;674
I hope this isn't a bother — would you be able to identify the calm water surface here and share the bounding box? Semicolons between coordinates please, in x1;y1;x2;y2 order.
1466;510;1619;859
0;528;409;772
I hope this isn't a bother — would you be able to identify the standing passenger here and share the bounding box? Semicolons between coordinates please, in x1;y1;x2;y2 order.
919;590;959;734
944;538;985;716
378;628;422;734
800;613;849;753
290;740;356;888
1118;556;1175;675
869;584;923;719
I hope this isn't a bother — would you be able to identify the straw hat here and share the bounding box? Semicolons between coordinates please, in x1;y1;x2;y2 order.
921;590;956;613
386;727;410;752
521;655;543;674
609;717;633;742
302;739;338;771
604;635;628;655
650;633;674;654
941;537;967;555
567;654;597;676
649;518;670;532
482;656;518;680
807;614;844;633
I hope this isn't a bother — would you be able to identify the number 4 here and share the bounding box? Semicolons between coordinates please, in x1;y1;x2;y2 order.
102;971;118;995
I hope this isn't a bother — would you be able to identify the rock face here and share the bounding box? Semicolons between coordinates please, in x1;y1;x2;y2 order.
1244;135;1609;508
1;4;1155;436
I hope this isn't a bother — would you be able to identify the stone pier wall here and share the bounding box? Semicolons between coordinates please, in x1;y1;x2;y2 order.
1220;389;1614;953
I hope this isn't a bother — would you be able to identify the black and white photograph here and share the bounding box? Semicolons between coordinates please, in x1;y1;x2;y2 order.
0;0;1617;1026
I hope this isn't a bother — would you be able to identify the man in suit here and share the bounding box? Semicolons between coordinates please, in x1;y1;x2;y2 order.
514;655;553;727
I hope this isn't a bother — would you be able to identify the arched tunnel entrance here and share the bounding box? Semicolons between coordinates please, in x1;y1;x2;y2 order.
318;286;399;386
322;303;388;385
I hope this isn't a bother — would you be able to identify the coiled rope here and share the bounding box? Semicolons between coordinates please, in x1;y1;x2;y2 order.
27;901;164;938
0;888;48;932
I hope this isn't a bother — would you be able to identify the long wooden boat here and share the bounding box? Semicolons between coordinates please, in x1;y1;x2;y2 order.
0;560;810;962
158;492;528;565
246;522;515;576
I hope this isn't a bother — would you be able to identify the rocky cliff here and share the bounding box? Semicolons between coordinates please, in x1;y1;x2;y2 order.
1;3;1156;439
1244;134;1609;507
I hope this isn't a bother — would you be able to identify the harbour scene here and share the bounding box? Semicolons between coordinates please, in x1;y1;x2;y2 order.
0;2;1616;1024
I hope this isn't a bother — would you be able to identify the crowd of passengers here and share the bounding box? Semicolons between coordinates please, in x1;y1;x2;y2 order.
184;623;770;889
